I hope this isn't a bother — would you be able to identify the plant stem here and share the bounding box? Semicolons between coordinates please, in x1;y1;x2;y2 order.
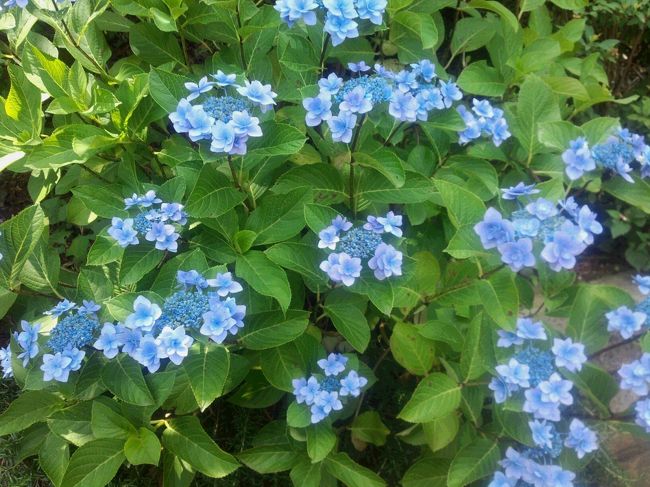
318;33;331;74
235;0;247;71
589;332;645;360
348;114;366;216
383;121;405;147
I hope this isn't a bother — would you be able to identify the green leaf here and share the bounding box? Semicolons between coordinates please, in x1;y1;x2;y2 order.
274;164;346;205
457;61;506;97
0;204;46;290
3;64;42;141
162;416;239;478
239;310;309;350
23;42;70;98
445;225;490;259
0;391;62;436
104;291;162;322
450;17;495;56
422;413;459;453
324;291;370;352
87;233;124;266
538;120;583;151
511;75;561;163
238;445;300;473
447;438;500;487
467;0;519;32
101;355;155;406
266;242;329;287
39;432;69;487
398;373;461;423
181;343;230;411
402;458;449;487
303;203;341;233
245;188;311;245
162;451;195;487
604;177;650;214
260;333;319;391
91;401;136;440
287;401;312;428
358;170;434;204
129;22;183;65
60;438;125;487
307;422;336;463
48;402;94;447
460;314;492;381
186;164;246;218
246;122;306;157
390;322;436;375
119;246;163;286
124;427;161;466
72;185;128;219
567;284;633;352
236;251;291;312
354;148;406;187
478;270;518;330
148;67;192;112
324;452;386;487
434;179;485;228
350;411;390;447
290;459;323;487
19;232;60;295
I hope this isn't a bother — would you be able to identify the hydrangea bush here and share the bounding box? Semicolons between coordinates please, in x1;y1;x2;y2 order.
1;0;650;486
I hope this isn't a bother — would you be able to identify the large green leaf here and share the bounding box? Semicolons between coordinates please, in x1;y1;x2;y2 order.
162;416;239;478
148;67;192;112
239;310;309;350
60;438;125;487
245;188;311;245
39;432;70;487
402;458;450;487
447;438;500;487
323;452;386;487
457;61;505;97
118;246;163;286
324;291;370;352
181;343;230;411
390;322;436;376
0;391;62;436
398;373;461;423
434;179;485;228
101;355;155;406
246;122;306;157
124;427;161;466
186;164;246;218
260;333;319;391
129;22;183;65
236;251;291;311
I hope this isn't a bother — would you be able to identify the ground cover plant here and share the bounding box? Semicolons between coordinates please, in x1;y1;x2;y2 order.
1;0;650;486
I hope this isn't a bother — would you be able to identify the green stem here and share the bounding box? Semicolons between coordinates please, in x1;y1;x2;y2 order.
318;33;331;74
235;0;247;71
348;114;366;216
383;121;406;147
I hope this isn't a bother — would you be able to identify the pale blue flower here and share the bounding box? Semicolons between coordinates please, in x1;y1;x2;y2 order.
293;376;321;405
394;70;418;92
16;320;39;366
139;190;162;207
45;299;76;317
512;217;540;238
496;358;530;389
157;326;194;365
606;306;646;339
318;225;340;250
618;356;650;396
457;105;481;144
331;215;352;232
323;0;357;18
41;353;73;382
160;203;187;224
501;182;539;200
185;76;213;101
145;222;177;249
93;323;123;359
230;111;262;137
63;347;85;372
540;231;586;271
319;73;344;95
499;447;530;480
558;196;579;217
498;238;535;272
539;373;573;405
564;419;598;459
546;466;576;487
318;353;348;376
562;137;595;180
220;297;246;332
186;105;215;142
177;270;208;289
340;86;373;114
496;330;523;348
201;304;236;343
488;472;517;487
439;80;462;108
230;134;249;155
207;272;243;297
310;402;329;423
576;205;602;244
523;386;561;421
169;99;193;133
237;80;277;107
327;112;357;143
124;296;162;332
474;208;514;249
285;0;318;25
375;211;402;237
490;117;511;146
412;59;436;82
516;317;547;341
388;92;418;122
368;243;402;280
119;327;142;356
211;70;237;87
339;370;367;397
529;420;554;449
356;0;386;24
210;120;236;153
472;98;494;118
552;338;586;373
0;346;12;379
634;275;650;295
363;215;384;233
313;390;343;418
132;334;163;373
525;198;558;220
303;94;333;127
324;13;359;46
348;61;371;73
635;398;650;432
489;377;512;404
78;300;100;316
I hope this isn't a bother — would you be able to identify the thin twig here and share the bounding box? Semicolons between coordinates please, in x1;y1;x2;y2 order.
589;331;645;360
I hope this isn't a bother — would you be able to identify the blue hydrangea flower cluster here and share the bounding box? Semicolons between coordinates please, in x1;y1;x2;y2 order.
562;128;650;182
169;73;275;156
318;213;403;286
304;60;462;142
107;190;187;252
457;98;511;147
274;0;387;46
609;276;650;433
489;318;596;487
0;270;246;382
474;183;602;272
292;353;368;423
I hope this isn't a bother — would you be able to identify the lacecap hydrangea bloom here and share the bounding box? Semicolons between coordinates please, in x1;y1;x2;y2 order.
304;60;463;142
474;183;602;272
292;353;368;423
488;318;596;487
457;98;511;147
274;0;387;46
0;270;246;382
169;73;275;156
108;190;187;252
318;213;403;286
562;127;650;182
